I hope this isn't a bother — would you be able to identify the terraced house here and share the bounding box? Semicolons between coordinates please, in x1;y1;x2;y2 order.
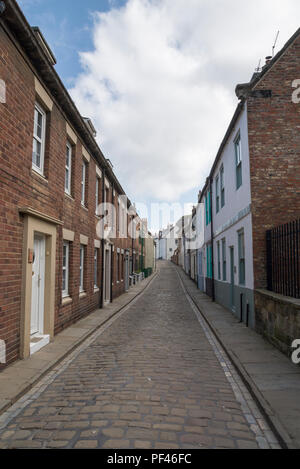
199;27;300;334
0;0;153;368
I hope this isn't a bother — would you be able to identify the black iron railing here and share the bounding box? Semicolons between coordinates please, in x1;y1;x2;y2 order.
266;219;300;299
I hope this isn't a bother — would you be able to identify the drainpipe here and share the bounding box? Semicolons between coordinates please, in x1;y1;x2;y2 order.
210;177;215;302
140;223;144;272
110;183;114;303
131;215;134;274
100;168;106;309
110;244;113;303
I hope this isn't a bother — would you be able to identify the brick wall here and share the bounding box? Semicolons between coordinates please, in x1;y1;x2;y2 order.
0;25;132;367
248;34;300;289
255;290;300;357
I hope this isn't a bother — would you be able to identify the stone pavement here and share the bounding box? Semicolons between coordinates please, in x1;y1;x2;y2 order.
176;265;300;449
0;273;157;416
0;261;279;449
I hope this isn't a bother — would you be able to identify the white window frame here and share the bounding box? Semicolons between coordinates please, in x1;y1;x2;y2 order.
216;175;220;213
220;165;225;208
32;102;46;175
79;244;85;292
235;133;242;166
81;161;87;206
238;229;246;285
235;133;243;189
94;248;98;288
62;241;69;298
95;177;100;215
65;142;72;195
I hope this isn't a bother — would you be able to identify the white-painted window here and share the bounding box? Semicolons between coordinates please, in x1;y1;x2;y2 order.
235;133;242;190
62;241;69;297
32;103;46;175
216;175;220;213
65;142;72;195
81;161;87;206
95;177;100;215
94;248;99;288
220;165;225;208
79;244;85;292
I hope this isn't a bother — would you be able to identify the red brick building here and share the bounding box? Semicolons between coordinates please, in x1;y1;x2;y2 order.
0;0;147;368
236;29;300;291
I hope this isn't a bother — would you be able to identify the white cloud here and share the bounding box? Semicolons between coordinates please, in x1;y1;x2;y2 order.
69;0;300;203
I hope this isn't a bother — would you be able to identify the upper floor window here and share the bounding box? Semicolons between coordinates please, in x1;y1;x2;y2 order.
65;142;72;195
235;133;242;189
81;161;87;206
216;175;220;214
205;191;211;226
220;165;225;208
32;103;46;175
95;177;100;215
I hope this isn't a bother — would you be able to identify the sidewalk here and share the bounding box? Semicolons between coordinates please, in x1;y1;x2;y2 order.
0;272;157;418
176;266;300;449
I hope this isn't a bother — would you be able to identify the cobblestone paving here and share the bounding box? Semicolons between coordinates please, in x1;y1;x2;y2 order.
0;262;280;449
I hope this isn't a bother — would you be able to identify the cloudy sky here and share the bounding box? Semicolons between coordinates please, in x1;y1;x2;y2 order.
19;0;300;229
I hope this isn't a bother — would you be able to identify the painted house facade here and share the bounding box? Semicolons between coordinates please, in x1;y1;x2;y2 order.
198;27;300;329
158;225;178;261
201;103;255;325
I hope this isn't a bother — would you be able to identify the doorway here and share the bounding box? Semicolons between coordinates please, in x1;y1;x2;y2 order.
31;234;45;335
30;233;50;355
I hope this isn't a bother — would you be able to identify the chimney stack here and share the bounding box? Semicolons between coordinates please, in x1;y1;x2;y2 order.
265;56;272;66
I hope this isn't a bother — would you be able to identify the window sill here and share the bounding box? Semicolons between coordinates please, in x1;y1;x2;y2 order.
65;192;74;202
81;204;88;212
79;291;87;299
62;296;72;306
94;287;100;293
31;168;48;183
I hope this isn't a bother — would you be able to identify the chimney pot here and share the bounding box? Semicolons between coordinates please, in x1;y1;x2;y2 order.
265;56;272;65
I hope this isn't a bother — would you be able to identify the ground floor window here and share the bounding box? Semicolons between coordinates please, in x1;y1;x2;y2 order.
79;245;85;292
238;230;245;285
217;241;221;280
94;248;99;288
206;245;212;279
222;238;226;281
62;241;70;298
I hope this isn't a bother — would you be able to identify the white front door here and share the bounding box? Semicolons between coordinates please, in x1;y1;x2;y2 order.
31;234;45;336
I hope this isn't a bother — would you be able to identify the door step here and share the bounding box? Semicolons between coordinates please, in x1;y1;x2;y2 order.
30;334;50;356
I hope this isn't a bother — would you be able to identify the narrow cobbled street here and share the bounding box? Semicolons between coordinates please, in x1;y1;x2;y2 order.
0;262;279;449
